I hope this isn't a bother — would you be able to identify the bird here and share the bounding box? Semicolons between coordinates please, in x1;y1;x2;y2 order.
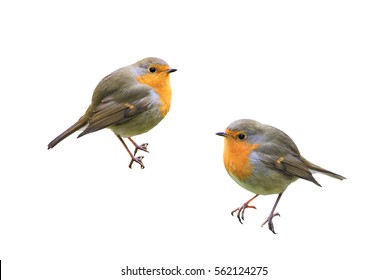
216;119;345;234
48;57;177;169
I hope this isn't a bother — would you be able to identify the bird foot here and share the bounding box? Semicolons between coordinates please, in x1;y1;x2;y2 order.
261;212;281;234
231;203;257;224
129;156;145;169
133;143;149;156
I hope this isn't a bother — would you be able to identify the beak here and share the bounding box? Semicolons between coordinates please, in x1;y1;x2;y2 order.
166;68;177;73
216;132;228;137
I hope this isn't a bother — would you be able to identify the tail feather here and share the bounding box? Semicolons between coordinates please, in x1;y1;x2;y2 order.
47;116;88;149
301;157;346;180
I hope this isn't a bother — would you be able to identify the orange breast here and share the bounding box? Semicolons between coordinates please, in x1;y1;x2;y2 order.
136;69;172;117
223;137;260;180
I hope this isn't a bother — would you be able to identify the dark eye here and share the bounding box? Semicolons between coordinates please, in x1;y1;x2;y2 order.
237;133;246;140
149;67;157;73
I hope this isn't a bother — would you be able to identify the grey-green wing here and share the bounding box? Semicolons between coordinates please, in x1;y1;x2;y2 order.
78;85;152;137
259;152;321;186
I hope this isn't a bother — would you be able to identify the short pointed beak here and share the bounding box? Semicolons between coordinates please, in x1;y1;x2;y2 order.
216;132;228;137
166;68;177;73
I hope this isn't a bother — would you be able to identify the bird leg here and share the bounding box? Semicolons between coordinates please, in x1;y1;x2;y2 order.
261;192;283;234
128;137;149;156
231;194;259;224
115;134;145;169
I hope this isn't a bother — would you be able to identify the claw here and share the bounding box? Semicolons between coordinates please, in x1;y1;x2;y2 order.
261;212;281;234
231;205;257;224
231;194;259;224
128;137;149;156
129;156;145;169
134;143;149;156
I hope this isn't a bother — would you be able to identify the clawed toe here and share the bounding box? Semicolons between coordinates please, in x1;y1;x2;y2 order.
261;212;281;234
231;194;259;224
231;205;257;224
129;156;145;169
134;143;149;156
128;137;149;156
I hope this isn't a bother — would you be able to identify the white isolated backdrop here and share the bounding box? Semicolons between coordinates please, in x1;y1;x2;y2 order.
0;0;386;279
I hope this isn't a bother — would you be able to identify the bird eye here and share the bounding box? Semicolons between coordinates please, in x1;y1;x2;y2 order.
149;67;157;73
237;133;246;140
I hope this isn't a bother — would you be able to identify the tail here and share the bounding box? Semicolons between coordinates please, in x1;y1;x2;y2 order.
47;115;89;149
301;156;346;180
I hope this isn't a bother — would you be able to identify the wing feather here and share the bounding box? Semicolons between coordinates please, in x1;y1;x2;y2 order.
78;95;152;137
260;153;321;186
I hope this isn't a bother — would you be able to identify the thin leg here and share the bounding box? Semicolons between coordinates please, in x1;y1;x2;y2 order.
231;194;259;224
261;192;283;234
128;137;149;156
115;134;145;169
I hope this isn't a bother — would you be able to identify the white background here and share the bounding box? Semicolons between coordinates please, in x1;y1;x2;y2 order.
1;0;386;279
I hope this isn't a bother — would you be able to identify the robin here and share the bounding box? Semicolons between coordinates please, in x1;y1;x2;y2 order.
48;57;177;169
216;119;345;234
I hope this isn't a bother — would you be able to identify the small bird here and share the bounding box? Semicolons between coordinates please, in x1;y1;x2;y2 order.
216;119;345;234
48;57;177;169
